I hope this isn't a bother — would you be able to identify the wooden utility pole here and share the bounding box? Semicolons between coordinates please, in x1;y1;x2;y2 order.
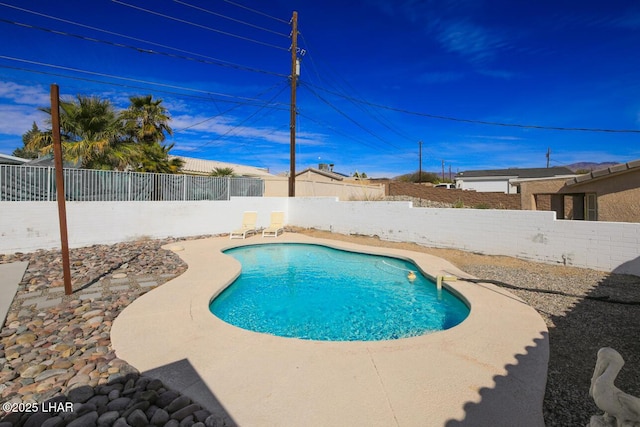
546;147;551;168
441;160;445;180
51;84;72;295
288;11;298;197
418;140;422;183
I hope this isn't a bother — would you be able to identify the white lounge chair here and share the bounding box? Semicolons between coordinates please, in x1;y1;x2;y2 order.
229;211;258;239
262;211;285;237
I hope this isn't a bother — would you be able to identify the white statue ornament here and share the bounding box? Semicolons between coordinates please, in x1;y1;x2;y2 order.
588;347;640;427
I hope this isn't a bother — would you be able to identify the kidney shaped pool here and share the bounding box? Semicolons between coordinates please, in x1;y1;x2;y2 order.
209;243;469;341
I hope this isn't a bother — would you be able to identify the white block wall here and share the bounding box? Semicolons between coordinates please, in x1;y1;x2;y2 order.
287;197;640;276
0;197;288;253
1;197;638;276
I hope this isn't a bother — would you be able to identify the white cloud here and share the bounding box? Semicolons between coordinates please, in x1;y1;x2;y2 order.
0;104;48;136
171;112;328;149
0;81;50;106
436;20;508;65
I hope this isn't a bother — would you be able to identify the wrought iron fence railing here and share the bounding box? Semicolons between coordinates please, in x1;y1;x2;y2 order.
0;165;264;201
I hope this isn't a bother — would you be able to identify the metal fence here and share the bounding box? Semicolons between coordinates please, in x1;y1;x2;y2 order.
0;165;264;201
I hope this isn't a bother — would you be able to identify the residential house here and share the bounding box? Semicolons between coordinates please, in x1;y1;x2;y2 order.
455;167;575;194
295;163;350;182
517;159;640;222
0;153;29;165
170;155;273;178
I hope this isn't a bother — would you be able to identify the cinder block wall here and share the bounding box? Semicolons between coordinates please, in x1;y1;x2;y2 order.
0;198;288;253
1;197;638;276
287;198;640;276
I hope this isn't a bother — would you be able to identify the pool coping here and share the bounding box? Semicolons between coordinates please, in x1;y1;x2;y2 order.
111;234;549;426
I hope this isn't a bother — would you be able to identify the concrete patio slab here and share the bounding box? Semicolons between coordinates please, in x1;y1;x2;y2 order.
0;261;28;326
111;234;549;426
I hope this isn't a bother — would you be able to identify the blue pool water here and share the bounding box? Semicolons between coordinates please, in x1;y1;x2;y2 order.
209;244;469;341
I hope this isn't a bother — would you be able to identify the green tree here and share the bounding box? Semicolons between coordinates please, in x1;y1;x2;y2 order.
352;171;368;179
13;122;44;159
210;167;235;177
26;95;126;169
23;94;183;173
121;95;172;144
121;95;181;173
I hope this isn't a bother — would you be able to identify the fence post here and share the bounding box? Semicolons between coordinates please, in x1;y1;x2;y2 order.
47;167;52;201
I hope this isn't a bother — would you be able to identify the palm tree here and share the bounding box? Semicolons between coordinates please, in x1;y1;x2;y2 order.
26;95;126;169
121;95;173;144
121;95;181;173
136;143;184;174
210;167;235;177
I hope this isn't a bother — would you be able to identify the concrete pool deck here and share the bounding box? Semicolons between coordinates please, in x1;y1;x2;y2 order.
111;234;549;426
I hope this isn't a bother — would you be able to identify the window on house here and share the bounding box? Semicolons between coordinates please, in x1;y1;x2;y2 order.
585;193;597;221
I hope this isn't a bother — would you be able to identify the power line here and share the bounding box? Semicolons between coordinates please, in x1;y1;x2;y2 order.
298;31;417;144
173;0;289;38
0;64;289;111
297;111;400;154
300;81;403;150
0;18;287;78
305;82;640;134
111;0;288;51
0;3;285;77
182;81;290;152
0;56;291;108
175;82;287;132
220;0;289;25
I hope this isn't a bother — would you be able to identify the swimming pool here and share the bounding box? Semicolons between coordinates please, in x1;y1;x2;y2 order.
209;243;469;341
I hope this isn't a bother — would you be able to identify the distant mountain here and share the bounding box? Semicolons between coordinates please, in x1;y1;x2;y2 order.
565;162;619;172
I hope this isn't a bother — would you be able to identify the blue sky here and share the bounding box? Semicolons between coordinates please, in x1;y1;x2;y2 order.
0;0;639;178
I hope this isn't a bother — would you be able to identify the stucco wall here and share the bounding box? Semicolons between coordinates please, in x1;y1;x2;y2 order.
519;178;568;210
563;169;640;222
263;176;384;200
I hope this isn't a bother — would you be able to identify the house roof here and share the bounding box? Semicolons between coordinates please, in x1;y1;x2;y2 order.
565;159;640;187
456;167;574;179
296;167;348;180
171;155;273;177
23;154;80;168
0;153;30;165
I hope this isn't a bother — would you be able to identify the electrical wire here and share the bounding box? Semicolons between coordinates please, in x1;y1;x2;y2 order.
0;18;287;78
300;81;404;150
305;82;640;134
173;0;289;38
182;81;289;152
111;0;288;52
0;3;285;77
175;81;288;132
297;111;399;153
299;31;418;144
0;56;291;108
0;64;289;112
220;0;290;25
